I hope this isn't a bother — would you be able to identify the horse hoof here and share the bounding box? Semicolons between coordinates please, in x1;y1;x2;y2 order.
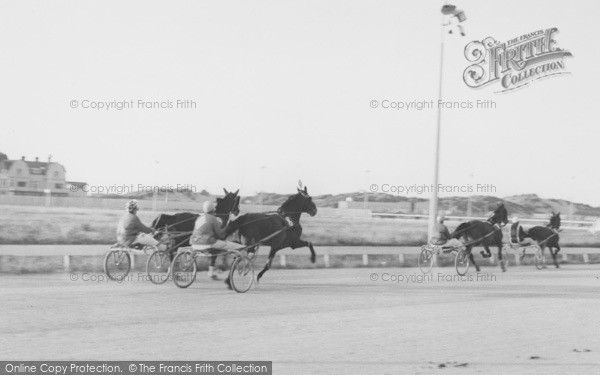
311;255;316;264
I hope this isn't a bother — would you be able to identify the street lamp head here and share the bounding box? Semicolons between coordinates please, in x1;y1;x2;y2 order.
441;4;457;15
442;4;466;22
441;4;466;36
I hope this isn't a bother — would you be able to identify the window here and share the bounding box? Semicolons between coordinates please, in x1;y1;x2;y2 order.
30;182;38;189
54;171;59;178
17;181;26;187
55;183;63;189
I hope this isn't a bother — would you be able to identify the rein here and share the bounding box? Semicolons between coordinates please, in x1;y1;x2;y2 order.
455;220;504;246
535;230;559;246
154;198;240;232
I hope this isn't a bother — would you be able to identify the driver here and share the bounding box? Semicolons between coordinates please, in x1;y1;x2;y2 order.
116;200;160;248
430;214;465;251
190;201;245;278
509;216;537;247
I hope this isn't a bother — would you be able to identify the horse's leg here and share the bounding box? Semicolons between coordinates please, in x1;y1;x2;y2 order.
257;248;278;282
290;239;316;264
497;239;506;272
550;246;559;268
467;246;480;272
480;244;492;258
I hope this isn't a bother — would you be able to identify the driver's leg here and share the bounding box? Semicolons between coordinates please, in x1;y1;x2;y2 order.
444;238;465;250
133;233;159;247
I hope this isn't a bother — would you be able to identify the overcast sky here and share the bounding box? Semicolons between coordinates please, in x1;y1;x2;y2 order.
1;0;598;204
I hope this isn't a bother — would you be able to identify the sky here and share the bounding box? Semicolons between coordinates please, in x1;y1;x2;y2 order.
1;0;599;204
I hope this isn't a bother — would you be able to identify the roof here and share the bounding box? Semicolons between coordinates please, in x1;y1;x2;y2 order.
66;181;88;188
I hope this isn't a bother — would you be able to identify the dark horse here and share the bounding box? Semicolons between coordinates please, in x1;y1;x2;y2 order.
225;185;317;282
526;212;561;268
450;203;509;272
151;188;240;265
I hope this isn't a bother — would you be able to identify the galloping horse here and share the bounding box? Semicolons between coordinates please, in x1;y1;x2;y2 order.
225;185;317;282
526;212;561;268
151;188;240;265
450;203;509;272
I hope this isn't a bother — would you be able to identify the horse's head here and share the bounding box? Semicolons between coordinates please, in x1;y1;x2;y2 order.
548;211;561;230
450;222;471;240
150;213;171;240
215;188;240;225
279;186;317;217
489;202;508;226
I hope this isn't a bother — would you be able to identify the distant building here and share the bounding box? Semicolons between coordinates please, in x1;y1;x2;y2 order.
0;152;86;197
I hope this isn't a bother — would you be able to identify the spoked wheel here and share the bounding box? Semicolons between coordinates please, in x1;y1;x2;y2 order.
146;250;171;285
418;246;434;274
229;255;254;293
455;249;470;276
104;250;131;281
533;246;545;270
172;251;197;288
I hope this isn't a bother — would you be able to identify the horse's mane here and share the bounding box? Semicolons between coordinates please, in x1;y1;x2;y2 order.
488;204;508;225
278;193;300;212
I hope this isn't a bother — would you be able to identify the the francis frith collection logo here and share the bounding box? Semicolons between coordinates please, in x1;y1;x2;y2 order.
463;28;572;92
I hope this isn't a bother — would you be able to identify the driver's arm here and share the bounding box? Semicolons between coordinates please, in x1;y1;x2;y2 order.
212;216;227;240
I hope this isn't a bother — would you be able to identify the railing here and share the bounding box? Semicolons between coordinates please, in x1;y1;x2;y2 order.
371;212;595;231
0;245;597;272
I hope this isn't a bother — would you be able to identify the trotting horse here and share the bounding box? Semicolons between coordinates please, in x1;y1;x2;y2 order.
526;212;561;268
225;185;317;282
450;203;509;272
151;188;240;268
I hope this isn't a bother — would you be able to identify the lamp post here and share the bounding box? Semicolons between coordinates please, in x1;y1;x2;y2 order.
427;4;467;239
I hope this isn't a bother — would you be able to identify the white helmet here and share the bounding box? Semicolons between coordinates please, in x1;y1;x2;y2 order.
511;216;519;224
436;214;446;223
203;200;215;214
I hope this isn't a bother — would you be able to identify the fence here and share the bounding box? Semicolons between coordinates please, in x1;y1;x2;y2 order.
0;245;597;273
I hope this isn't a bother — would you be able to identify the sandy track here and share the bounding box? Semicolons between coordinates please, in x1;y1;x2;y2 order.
1;266;599;374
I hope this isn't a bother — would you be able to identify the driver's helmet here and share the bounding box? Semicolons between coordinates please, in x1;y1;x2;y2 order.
511;216;519;224
203;200;215;214
436;214;446;223
126;200;139;213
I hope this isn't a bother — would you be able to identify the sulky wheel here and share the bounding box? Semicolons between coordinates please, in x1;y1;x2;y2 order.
146;250;171;285
229;255;254;293
104;249;131;282
418;246;434;274
533;246;545;270
454;249;470;276
171;251;197;288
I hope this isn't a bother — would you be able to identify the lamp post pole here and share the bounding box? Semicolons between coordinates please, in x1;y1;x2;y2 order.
428;4;466;239
428;26;446;239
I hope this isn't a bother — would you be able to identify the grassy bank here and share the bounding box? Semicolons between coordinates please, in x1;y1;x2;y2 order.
0;205;599;247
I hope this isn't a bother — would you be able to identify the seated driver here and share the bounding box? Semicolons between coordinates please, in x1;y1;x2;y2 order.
116;200;160;249
509;216;537;247
190;201;245;278
430;214;465;251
